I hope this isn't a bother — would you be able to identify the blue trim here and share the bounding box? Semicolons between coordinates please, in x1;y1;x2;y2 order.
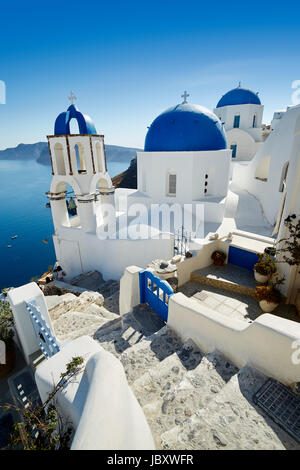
216;87;261;108
26;300;60;359
139;270;174;322
228;246;259;271
54;104;97;135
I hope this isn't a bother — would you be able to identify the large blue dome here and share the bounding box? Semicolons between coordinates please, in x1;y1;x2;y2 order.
144;103;227;152
216;87;261;108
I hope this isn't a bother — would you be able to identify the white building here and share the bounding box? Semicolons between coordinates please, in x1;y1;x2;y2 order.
47;99;232;281
268;105;300;304
232;105;300;226
214;85;267;161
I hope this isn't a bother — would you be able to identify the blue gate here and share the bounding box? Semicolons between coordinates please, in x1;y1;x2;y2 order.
139;270;174;322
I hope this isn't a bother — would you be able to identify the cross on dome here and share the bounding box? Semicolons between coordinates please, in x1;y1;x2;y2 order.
68;91;77;105
181;91;189;104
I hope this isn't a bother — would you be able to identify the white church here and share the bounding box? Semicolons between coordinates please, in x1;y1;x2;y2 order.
6;85;300;451
47;91;231;280
46;86;300;303
214;84;269;161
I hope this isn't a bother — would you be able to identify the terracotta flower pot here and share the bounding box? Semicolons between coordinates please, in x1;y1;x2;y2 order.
259;300;279;313
0;343;15;378
254;270;269;283
213;260;224;267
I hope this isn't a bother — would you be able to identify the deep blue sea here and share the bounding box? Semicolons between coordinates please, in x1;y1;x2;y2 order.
0;160;127;290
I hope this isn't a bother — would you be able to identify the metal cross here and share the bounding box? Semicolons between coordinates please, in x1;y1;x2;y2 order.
238;81;241;88
181;91;189;104
68;91;77;104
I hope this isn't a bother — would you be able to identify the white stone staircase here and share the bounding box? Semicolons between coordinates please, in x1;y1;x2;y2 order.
95;320;300;450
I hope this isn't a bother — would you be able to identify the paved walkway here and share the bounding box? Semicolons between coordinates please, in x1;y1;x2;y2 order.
226;182;273;237
179;281;299;324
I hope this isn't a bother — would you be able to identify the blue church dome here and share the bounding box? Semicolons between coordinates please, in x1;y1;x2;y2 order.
144;103;227;152
216;87;261;108
54;104;97;135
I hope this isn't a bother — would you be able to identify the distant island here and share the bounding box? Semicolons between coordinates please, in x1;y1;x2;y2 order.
0;142;141;167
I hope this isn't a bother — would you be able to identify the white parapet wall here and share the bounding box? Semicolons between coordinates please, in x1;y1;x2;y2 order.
168;293;300;386
176;239;221;287
71;349;155;450
7;282;55;364
35;335;155;450
119;265;144;316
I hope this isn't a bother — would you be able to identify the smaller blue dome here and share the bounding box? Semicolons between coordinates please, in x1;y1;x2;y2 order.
54;104;97;135
145;103;227;152
216;87;261;108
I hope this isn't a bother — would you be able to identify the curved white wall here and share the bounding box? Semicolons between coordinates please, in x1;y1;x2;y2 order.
168;293;300;386
71;350;155;450
232;105;300;224
226;128;257;161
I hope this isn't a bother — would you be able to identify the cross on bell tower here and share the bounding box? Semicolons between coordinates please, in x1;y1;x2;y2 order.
68;91;77;105
181;91;190;104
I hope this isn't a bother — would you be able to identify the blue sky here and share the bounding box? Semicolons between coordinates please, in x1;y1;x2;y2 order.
0;0;300;150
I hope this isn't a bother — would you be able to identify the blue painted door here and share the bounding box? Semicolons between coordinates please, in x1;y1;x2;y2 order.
228;246;259;271
139;271;174;322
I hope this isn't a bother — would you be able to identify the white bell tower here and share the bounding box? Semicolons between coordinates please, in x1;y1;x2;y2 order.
47;94;115;236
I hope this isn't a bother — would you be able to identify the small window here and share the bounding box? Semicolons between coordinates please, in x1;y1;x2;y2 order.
253;114;257;128
233;115;240;128
230;143;237;159
168;173;176;196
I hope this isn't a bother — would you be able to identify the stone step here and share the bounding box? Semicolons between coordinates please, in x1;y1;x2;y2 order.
121;325;144;345
143;350;238;448
190;271;255;298
161;365;300;450
94;313;146;358
53;311;108;342
132;339;203;408
120;326;183;384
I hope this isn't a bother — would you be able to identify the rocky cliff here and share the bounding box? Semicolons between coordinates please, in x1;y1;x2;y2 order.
112;157;137;189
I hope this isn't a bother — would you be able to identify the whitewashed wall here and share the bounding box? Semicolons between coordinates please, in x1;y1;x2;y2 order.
136;150;231;203
214;103;263;135
53;229;174;281
168;293;300;386
232;105;300;224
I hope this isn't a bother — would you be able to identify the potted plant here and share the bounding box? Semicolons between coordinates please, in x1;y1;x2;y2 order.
276;214;300;269
254;253;276;283
254;276;284;313
0;298;15;378
211;250;226;267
